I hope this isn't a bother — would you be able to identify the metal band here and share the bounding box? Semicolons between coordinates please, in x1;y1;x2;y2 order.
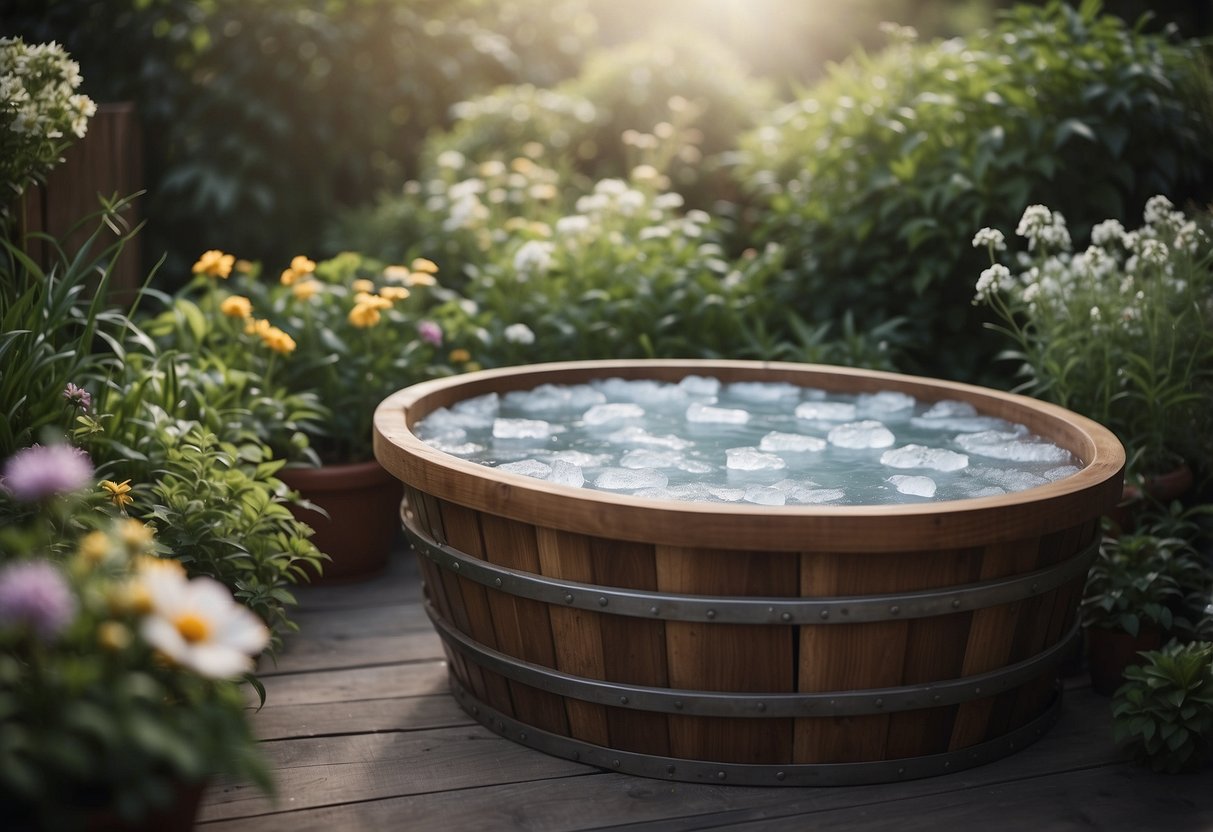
448;672;1063;787
403;513;1098;625
427;599;1079;718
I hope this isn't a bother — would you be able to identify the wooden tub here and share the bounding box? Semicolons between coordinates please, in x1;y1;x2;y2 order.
373;360;1124;786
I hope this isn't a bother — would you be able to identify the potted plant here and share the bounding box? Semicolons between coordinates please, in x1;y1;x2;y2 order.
1112;640;1213;773
972;197;1213;505
1081;526;1209;695
0;444;271;829
148;249;454;581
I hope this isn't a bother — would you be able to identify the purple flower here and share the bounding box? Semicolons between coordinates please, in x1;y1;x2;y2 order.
0;561;77;641
1;444;94;502
417;320;443;346
63;383;91;412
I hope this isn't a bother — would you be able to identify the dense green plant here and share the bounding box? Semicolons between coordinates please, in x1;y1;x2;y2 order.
974;198;1213;476
736;1;1213;381
1112;641;1213;773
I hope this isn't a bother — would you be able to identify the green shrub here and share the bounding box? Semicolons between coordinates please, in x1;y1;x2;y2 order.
1113;641;1213;773
736;1;1213;381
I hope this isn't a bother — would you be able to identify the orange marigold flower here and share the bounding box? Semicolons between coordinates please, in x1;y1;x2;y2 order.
352;278;376;293
290;255;316;274
410;257;439;274
260;326;296;354
280;268;300;286
348;303;382;328
244;318;273;337
219;295;252;319
100;479;134;509
448;348;472;363
353;292;392;310
235;259;255;274
380;286;410;301
192;250;235;278
292;279;320;300
407;272;437;287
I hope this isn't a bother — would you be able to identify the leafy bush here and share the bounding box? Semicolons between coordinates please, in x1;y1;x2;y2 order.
1113;641;1213;773
737;1;1213;381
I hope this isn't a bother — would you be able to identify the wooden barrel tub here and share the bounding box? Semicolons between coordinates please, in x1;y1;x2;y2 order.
373;360;1124;786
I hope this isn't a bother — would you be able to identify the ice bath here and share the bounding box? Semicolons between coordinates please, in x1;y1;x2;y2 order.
373;360;1124;786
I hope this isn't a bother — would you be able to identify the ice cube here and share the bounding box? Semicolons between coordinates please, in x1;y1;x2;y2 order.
546;459;585;488
593;378;687;406
759;431;827;453
910;415;1016;433
707;486;747;502
428;440;485;456
631;486;679;501
888;475;937;498
880;444;969;472
549;450;614;467
453;393;499;418
504;383;606;413
492;418;552;440
959;484;1008;499
795;401;857;421
498;459;552;479
594;468;669;490
921;399;978;419
1043;465;1082;482
678;375;722;397
725;381;803;403
726;447;787;471
423;406;494;431
583;402;645;426
857;391;916;420
954;431;1072;463
744;485;787;506
620;449;681;469
827;420;896;449
966;466;1048;492
771;479;846;504
606;426;690;450
414;418;467;443
686;401;750;424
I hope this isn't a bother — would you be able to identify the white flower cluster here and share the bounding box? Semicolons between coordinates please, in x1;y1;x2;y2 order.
1;38;95;195
1014;204;1071;251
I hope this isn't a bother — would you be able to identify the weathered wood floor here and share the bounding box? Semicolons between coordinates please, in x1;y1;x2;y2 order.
199;549;1213;832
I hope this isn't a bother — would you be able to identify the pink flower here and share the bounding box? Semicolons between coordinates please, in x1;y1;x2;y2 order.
63;383;91;412
417;320;443;346
1;444;94;501
0;561;77;641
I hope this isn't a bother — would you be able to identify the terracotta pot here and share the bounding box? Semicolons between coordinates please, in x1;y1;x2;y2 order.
1110;462;1194;531
280;459;403;583
1086;626;1162;696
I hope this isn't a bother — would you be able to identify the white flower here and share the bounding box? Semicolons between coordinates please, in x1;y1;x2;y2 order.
503;323;535;344
1137;238;1169;268
639;225;673;240
971;227;1006;250
1143;194;1175;226
1015;205;1070;251
1015;205;1052;238
436;150;466;170
512;240;555;276
973;263;1010;303
555;215;591;236
139;566;269;679
1089;306;1101;321
653;192;685;211
1090;219;1126;247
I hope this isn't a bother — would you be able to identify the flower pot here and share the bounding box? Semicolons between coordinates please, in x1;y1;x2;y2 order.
280;459;403;583
1110;462;1194;531
83;780;205;832
1086;626;1162;696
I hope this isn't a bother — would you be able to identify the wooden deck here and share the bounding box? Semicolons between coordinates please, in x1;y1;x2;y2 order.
199;549;1213;832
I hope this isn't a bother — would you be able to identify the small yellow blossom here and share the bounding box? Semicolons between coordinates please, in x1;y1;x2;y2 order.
107;580;153;616
383;265;412;283
354;292;392;309
292;279;320;300
98;621;132;652
280;268;300;286
290;255;316;274
235;259;255;274
511;157;536;175
192;250;235;278
352;278;376;293
407;272;437;287
380;286;411;301
220;295;252;319
448;348;472;363
410;257;439;274
348;304;382;328
529;183;558;201
77;530;111;565
119;518;155;552
260;326;297;354
136;555;186;578
100;479;133;510
503;217;528;232
245;318;273;337
529;222;552;237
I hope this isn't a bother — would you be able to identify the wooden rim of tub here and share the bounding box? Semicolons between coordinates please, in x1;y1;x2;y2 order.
373;359;1125;553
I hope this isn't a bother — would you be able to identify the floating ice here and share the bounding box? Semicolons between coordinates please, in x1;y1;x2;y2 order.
549;450;614;467
686;402;749;424
759;431;827;453
888;475;937;498
743;485;786;506
453;393;499;419
966;466;1048;491
1043;465;1082;482
504;383;605;413
428;440;485;456
423;406;494;432
583;402;645;426
726;381;803;403
413;419;467;443
880;444;969;472
621;449;678;468
959;484;1008;499
492;418;552;440
954;431;1072;463
828;420;896;449
707;486;747;502
921;399;977;419
606;426;690;450
771;479;845;504
910;415;1015;433
795;401;858;421
726;447;786;471
857;391;916;420
593;378;687;406
546;459;585;488
678;375;722;397
594;468;669;490
498;459;552;479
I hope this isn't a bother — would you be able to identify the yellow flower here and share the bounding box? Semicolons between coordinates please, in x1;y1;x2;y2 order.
383;265;412;283
380;286;411;301
77;530;111;565
348;303;382;328
235;259;254;274
136;555;185;578
260;326;297;354
352;278;376;293
245;318;273;337
220;294;253;319
192;249;235;278
410;257;439;274
511;157;536;175
119;518;156;553
407;272;437;287
504;217;528;232
448;348;471;363
354;292;392;309
100;479;133;509
280;267;300;286
98;621;132;652
292;279;320;300
529;183;557;201
290;255;316;274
